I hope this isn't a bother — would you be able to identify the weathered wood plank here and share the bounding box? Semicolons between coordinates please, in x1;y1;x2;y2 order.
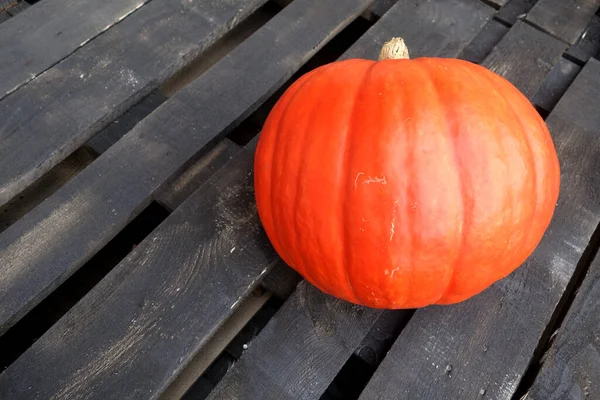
532;57;581;113
495;0;538;26
0;143;280;400
0;11;9;22
458;19;510;64
342;0;494;61
482;20;566;98
0;0;374;339
525;95;600;397
526;0;600;45
260;261;302;300
0;0;151;96
4;0;27;16
156;139;241;211
0;0;267;209
208;281;381;400
566;14;600;63
85;90;168;155
358;42;600;400
160;290;271;400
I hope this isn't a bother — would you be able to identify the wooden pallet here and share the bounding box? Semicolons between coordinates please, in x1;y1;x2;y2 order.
1;0;600;399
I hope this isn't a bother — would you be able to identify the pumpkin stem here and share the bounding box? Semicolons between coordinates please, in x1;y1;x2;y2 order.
378;37;409;61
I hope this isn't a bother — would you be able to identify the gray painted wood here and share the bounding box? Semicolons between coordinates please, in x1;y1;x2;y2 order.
5;0;27;16
458;19;510;64
342;0;494;61
156;138;241;211
566;14;600;63
482;20;566;98
524;68;600;395
0;0;374;338
0;0;267;209
260;261;302;300
533;57;581;113
208;281;381;400
0;143;280;400
358;34;599;400
526;0;600;44
0;0;151;96
495;0;538;26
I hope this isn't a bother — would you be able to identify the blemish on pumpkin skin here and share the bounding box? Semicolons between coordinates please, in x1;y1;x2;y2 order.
354;173;387;189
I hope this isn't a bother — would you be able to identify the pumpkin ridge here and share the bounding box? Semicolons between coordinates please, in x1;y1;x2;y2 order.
269;69;321;283
478;67;539;276
340;61;378;305
291;63;342;295
416;60;468;304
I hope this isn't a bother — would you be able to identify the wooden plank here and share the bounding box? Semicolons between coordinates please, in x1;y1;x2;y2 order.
207;281;381;400
5;0;27;16
0;0;267;209
495;0;538;26
357;45;600;400
0;0;151;96
260;261;302;300
342;0;494;61
532;57;581;113
0;144;280;400
367;0;397;18
85;90;168;155
0;0;375;339
566;14;600;63
160;290;271;400
482;20;566;98
526;0;600;44
458;19;510;64
485;0;508;7
526;137;600;400
156;139;241;211
0;11;9;22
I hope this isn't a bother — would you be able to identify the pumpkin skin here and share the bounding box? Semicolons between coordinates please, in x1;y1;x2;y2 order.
253;53;560;309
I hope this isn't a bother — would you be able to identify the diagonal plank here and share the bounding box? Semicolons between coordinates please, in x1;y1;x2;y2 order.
357;27;600;400
342;0;494;61
0;0;150;97
0;143;280;400
526;0;600;45
0;0;267;209
0;0;375;370
207;1;496;398
521;59;600;400
208;282;381;400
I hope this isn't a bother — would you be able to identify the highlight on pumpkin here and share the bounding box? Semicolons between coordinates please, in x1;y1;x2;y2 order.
253;37;560;310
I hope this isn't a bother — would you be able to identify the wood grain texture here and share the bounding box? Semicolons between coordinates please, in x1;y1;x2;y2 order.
85;90;168;155
0;0;266;209
260;260;302;300
523;59;600;400
0;0;150;96
526;0;600;44
208;281;381;400
566;14;600;63
342;0;494;61
495;0;538;26
5;0;27;16
0;0;375;339
482;20;566;98
156;139;241;212
357;41;600;400
532;57;581;113
0;144;280;400
458;19;510;64
368;0;397;18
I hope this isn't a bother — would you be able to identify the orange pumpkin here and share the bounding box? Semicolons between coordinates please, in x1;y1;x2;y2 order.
253;38;560;308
